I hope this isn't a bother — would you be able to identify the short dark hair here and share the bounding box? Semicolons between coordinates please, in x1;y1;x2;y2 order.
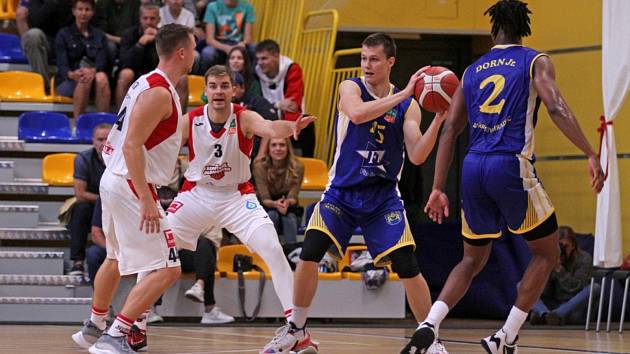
362;33;396;58
256;39;280;55
485;0;532;40
204;65;234;85
93;123;112;135
155;24;194;58
72;0;95;8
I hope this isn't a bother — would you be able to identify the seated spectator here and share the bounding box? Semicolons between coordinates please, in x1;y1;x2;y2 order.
255;40;315;157
529;226;596;325
55;0;111;119
200;0;256;72
68;123;112;276
253;138;304;245
181;229;235;324
159;0;196;28
16;0;30;36
116;3;190;111
228;46;261;98
21;0;73;91
94;0;140;63
85;197;106;284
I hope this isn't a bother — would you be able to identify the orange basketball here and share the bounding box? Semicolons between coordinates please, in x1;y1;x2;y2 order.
414;66;459;113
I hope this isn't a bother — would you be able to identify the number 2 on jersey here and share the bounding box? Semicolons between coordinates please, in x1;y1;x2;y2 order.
479;74;506;114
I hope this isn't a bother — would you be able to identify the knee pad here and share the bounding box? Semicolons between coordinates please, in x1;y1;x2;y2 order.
389;246;420;279
299;229;333;263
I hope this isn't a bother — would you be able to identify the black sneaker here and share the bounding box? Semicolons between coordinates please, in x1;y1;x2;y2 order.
127;324;148;352
69;263;84;276
401;322;436;354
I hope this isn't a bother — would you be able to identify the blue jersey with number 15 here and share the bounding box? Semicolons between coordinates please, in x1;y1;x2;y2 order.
462;45;547;159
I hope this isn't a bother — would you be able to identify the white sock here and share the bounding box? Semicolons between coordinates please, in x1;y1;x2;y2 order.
134;309;150;332
108;314;133;337
290;306;309;329
90;306;108;331
502;306;527;344
420;300;449;331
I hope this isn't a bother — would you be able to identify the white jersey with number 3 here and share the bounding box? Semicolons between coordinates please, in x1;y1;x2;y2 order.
184;103;253;188
102;68;183;186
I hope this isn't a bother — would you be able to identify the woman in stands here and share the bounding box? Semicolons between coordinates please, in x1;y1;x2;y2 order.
253;137;304;245
226;46;261;99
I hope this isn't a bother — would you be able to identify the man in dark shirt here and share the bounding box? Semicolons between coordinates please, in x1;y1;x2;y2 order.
85;197;106;284
55;0;111;119
21;0;73;91
115;3;160;108
93;0;140;63
68;123;111;276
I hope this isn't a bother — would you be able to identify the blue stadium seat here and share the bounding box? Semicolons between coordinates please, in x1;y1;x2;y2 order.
0;33;27;64
17;111;76;143
75;112;116;143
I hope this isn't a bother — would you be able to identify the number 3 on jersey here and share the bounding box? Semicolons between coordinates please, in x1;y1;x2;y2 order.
214;144;222;157
479;74;506;114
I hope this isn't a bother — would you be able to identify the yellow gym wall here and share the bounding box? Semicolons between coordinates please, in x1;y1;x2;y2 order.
304;0;629;255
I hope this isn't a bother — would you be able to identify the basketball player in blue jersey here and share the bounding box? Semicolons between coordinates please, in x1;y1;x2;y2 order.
261;33;448;354
402;1;605;354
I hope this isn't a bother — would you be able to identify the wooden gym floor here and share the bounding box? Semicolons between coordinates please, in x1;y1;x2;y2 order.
0;320;628;353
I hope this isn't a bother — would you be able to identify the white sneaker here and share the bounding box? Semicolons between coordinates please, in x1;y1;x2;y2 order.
427;339;449;354
185;282;205;303
201;307;235;324
480;329;518;354
147;307;164;323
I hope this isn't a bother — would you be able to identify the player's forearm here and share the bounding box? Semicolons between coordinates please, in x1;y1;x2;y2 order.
407;117;444;165
548;101;597;158
347;91;409;125
432;124;458;191
123;143;152;199
264;120;296;138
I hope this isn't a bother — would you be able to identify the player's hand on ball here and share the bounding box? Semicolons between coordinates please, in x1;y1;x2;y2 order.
588;155;605;193
435;110;448;123
139;196;161;234
403;66;430;97
424;189;449;224
293;115;317;140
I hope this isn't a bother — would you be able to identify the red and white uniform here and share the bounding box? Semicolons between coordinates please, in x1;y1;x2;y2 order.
100;69;183;275
168;103;273;250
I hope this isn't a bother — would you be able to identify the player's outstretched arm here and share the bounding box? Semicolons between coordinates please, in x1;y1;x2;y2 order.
123;87;172;233
424;84;467;224
403;99;446;165
240;110;316;140
339;67;428;125
533;56;604;193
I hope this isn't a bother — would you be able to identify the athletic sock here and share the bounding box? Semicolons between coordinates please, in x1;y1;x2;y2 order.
134;309;150;332
420;300;449;332
289;306;309;329
502;306;527;344
90;306;108;331
108;314;133;337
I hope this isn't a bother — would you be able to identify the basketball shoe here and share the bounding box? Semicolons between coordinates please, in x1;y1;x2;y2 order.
480;329;518;354
260;322;318;353
71;319;103;349
400;321;436;354
89;333;136;354
427;339;449;354
127;324;148;351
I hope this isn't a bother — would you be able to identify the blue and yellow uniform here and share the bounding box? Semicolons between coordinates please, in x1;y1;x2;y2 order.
461;44;557;243
306;77;416;266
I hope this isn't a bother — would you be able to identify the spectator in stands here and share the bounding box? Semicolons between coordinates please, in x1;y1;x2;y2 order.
253;137;304;245
181;229;235;324
529;226;595;325
85;197;106;284
229;46;261;98
200;0;256;72
159;0;196;28
55;0;111;119
255;40;315;157
94;0;140;64
68;123;112;276
16;0;30;36
21;0;73;91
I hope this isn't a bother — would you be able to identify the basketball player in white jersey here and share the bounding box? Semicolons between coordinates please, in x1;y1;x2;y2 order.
166;65;315;337
70;24;196;354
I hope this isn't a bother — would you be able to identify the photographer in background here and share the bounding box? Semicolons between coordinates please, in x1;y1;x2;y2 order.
529;226;596;325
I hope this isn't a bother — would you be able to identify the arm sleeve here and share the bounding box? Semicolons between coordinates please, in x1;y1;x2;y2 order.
55;29;71;81
203;3;218;25
282;63;304;122
73;153;89;181
95;32;109;73
245;3;256;23
286;161;303;201
91;197;103;228
252;162;272;201
554;252;593;296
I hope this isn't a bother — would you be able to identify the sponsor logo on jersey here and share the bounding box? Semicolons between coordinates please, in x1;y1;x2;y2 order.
245;200;258;210
357;142;388;177
228;118;237;134
166;201;183;214
103;141;114;155
163;229;176;248
383;108;397;123
385;211;402;225
203;162;232;180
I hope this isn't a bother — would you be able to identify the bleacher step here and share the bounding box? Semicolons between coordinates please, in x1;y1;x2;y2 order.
0;297;91;323
0;223;70;241
0;160;14;182
0;274;83;286
0;204;39;228
0;251;64;275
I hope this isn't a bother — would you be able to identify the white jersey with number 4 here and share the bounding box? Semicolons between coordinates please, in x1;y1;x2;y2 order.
184;103;253;190
102;68;183;186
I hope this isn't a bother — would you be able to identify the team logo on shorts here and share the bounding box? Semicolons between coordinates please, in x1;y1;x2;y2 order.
163;229;176;248
385;211;402;225
245;201;258;210
166;201;183;214
203;162;232;180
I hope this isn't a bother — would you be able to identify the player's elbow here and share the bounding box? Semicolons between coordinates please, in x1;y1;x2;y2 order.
348;109;368;124
408;154;426;166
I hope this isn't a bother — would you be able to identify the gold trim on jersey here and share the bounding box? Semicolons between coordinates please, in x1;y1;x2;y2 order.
305;203;343;261
461;209;502;239
529;53;549;79
373;214;416;267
